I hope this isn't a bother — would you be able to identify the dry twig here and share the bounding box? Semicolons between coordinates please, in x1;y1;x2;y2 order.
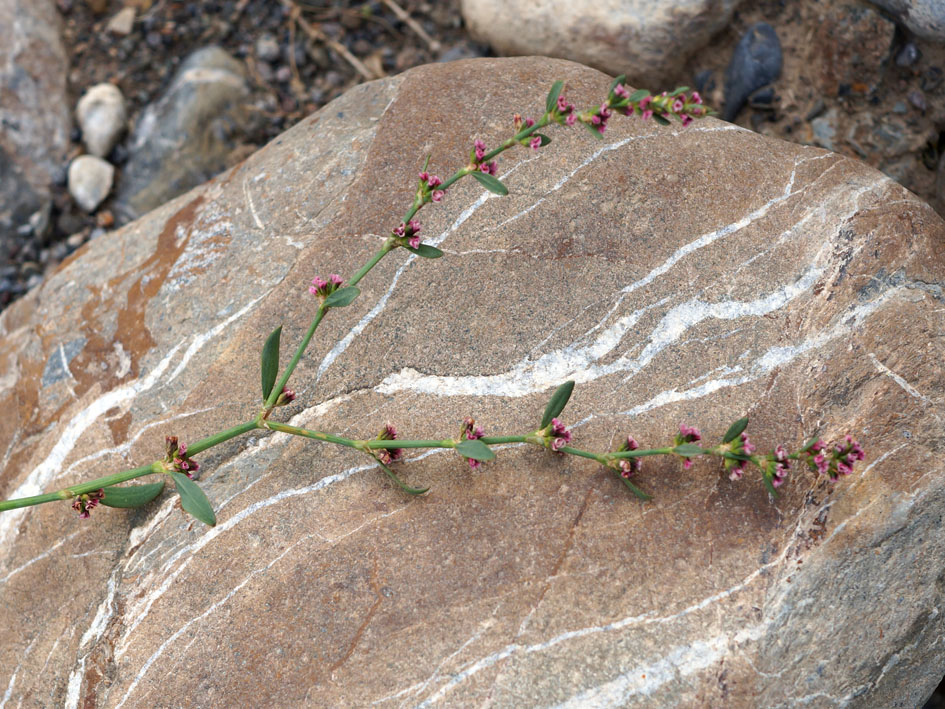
381;0;441;53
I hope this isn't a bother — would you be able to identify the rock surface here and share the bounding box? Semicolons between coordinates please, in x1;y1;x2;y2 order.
461;0;745;88
723;22;783;121
76;83;127;158
0;0;71;239
1;58;944;708
68;155;114;212
115;46;250;222
868;0;945;42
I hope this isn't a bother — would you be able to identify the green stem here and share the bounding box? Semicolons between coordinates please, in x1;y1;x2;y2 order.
187;420;260;456
0;463;159;511
264;421;358;448
609;447;675;459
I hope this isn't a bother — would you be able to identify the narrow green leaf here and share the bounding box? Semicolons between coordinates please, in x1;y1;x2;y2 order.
403;244;444;259
801;437;820;453
260;325;282;400
375;458;429;495
456;439;495;462
546;80;564;113
324;285;360;308
722;417;749;444
673;443;704;457
540;380;575;429
535;133;551;147
100;482;165;508
471;171;508;196
582;121;604;139
761;474;778;497
653;114;671;126
670;86;691;97
608;74;627;96
171;472;216;526
628;89;649;103
620;475;652;501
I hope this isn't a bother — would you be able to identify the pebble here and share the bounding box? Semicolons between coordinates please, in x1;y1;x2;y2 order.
68;155;114;212
723;23;782;122
896;42;921;67
255;33;281;62
106;6;136;36
908;90;927;112
76;83;127;158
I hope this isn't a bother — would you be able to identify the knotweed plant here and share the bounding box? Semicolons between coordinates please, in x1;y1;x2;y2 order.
0;78;863;526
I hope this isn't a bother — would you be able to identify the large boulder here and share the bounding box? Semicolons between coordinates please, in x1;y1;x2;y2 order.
0;57;944;707
461;0;745;88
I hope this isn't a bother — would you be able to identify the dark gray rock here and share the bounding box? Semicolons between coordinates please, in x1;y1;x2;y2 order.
115;46;250;222
723;22;782;122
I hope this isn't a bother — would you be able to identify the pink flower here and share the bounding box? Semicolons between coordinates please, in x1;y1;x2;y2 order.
408;236;421;248
681;115;693;127
309;273;344;298
641;109;653;121
617;435;641;478
565;113;577;126
474;139;487;161
427;175;442;188
72;489;105;519
375;423;403;466
691;91;703;104
548;417;572;452
462;417;486;469
672;95;686;113
164;436;200;478
480;161;498;175
530;135;542;151
431;190;444;202
613;83;630;99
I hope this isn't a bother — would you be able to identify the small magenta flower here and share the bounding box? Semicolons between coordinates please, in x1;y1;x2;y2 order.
274;387;296;407
615;434;641;478
479;161;498;175
638;95;653;121
461;417;486;469
72;489;104;519
393;220;423;247
513;114;536;131
529;135;542;151
804;436;864;481
309;273;344;298
549;417;572;452
418;172;445;204
164;435;200;478
723;432;754;481
612;83;630;100
473;139;487;161
769;445;790;488
565;113;577;126
375;423;403;466
674;423;702;469
555;95;574;120
672;94;686;113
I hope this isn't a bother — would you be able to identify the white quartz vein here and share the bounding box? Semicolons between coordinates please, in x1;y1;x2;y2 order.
868;353;934;407
377;267;821;399
0;636;37;709
0;531;81;586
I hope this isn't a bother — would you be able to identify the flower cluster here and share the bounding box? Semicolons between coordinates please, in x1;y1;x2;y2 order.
165;435;200;478
547;418;572;452
374;424;403;466
551;94;577;126
471;140;498;175
274;387;296;407
72;489;104;518
461;417;485;469
723;432;755;481
674;423;702;469
393;219;422;249
614;435;641;478
309;274;343;299
764;445;791;488
803;436;865;481
418;172;444;203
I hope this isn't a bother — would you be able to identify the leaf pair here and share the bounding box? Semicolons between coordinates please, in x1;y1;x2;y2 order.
100;477;217;527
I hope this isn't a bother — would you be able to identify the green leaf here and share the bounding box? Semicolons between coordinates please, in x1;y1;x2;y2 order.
608;74;627;96
670;86;690;97
374;458;429;495
582;121;604;139
653;114;671;126
628;89;649;103
471;171;508;196
324;285;360;308
722;417;749;444
260;325;282;400
545;80;564;113
540;380;575;429
673;443;704;457
535;133;551;147
761;473;778;497
100;482;165;508
620;475;652;501
403;244;444;259
455;439;495;462
801;437;820;453
171;472;216;526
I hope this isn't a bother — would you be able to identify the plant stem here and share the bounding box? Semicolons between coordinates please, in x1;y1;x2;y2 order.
187;420;260;456
0;463;159;511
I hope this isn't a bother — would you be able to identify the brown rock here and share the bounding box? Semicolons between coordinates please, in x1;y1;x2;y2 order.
0;58;944;707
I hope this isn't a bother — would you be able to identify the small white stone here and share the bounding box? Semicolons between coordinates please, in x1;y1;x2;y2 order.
106;6;136;36
68;155;114;212
76;83;127;158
